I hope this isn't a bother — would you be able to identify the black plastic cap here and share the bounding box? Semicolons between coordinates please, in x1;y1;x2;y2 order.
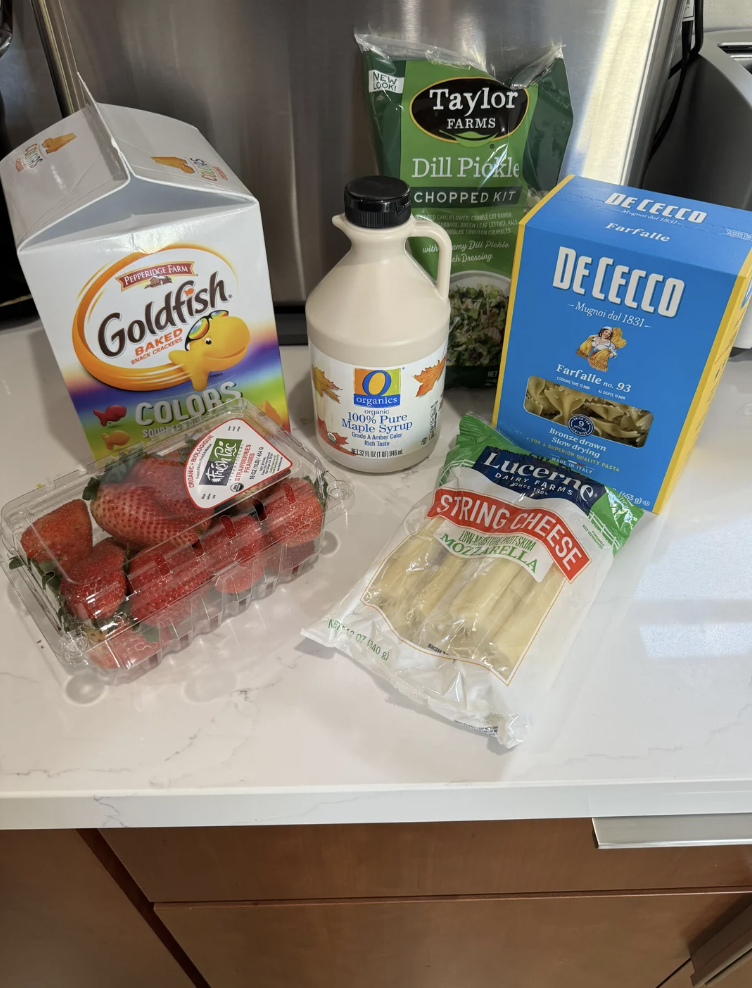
344;176;411;229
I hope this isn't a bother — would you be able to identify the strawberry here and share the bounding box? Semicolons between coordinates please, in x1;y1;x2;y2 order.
90;483;210;550
214;563;261;594
128;457;210;521
89;625;161;671
60;538;126;621
20;499;92;568
197;514;266;594
129;544;209;626
259;479;323;548
266;540;317;577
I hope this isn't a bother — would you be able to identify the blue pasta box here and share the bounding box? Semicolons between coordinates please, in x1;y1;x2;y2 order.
492;175;752;512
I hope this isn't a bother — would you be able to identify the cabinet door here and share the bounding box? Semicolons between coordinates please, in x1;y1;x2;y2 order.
157;890;752;988
103;820;752;903
0;831;194;988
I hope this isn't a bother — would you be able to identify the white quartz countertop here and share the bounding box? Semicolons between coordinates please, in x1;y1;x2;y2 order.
2;319;752;830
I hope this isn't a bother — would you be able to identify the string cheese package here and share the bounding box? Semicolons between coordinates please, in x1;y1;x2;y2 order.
303;415;642;745
494;175;752;512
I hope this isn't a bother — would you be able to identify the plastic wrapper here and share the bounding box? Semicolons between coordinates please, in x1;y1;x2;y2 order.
358;34;573;388
304;415;641;745
1;400;352;681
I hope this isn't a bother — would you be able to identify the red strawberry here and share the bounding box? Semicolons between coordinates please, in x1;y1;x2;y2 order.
60;538;126;621
89;626;161;671
91;483;210;550
197;514;266;594
128;457;209;522
260;479;323;548
129;544;209;626
20;499;92;568
214;563;260;594
266;540;317;577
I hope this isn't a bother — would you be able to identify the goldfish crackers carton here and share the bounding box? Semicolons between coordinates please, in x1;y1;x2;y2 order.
0;91;288;458
493;175;752;512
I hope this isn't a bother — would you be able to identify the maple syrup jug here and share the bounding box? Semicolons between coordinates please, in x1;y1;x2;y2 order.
306;176;451;473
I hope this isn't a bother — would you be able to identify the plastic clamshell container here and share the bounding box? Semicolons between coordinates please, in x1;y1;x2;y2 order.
0;399;353;681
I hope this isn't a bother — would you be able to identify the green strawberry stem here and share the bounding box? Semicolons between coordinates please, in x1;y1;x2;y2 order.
82;477;100;501
138;623;161;643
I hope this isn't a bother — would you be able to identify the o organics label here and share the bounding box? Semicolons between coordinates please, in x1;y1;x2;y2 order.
73;245;250;392
353;367;401;407
185;419;292;507
310;343;447;462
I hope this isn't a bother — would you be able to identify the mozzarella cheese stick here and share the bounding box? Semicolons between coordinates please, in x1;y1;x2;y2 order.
434;565;533;662
485;566;565;676
363;516;444;612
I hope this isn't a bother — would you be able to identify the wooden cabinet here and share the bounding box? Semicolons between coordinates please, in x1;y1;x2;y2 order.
99;820;752;988
663;959;752;987
7;819;742;988
103;819;752;903
156;891;752;988
0;830;195;988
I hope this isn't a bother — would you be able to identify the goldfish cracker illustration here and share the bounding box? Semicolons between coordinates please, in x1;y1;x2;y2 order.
152;156;194;174
43;133;77;154
94;405;127;426
102;430;131;450
169;311;251;391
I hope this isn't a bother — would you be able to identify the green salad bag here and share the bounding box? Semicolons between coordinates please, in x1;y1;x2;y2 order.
358;35;573;388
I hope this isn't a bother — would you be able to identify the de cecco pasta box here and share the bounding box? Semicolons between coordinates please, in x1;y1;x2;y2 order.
493;175;752;512
0;89;288;461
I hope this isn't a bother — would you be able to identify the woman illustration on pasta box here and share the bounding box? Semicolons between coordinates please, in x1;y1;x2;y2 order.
576;326;626;371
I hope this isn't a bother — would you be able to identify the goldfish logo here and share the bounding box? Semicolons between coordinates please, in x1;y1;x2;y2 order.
353;368;401;408
169;310;250;390
73;245;243;391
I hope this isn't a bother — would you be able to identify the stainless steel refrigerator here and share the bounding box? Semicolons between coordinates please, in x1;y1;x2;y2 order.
28;0;684;306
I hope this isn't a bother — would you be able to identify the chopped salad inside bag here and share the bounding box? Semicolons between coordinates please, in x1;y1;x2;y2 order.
304;415;642;745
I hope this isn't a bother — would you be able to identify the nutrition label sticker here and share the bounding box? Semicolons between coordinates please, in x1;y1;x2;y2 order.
184;419;291;507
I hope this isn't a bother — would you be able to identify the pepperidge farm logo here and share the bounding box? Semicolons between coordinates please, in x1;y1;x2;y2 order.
73;245;236;391
116;262;195;290
353;368;401;407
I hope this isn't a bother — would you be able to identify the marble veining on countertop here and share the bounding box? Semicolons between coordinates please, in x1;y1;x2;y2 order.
1;320;752;829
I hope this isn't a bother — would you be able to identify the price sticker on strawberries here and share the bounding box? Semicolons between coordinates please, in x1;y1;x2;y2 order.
185;419;292;507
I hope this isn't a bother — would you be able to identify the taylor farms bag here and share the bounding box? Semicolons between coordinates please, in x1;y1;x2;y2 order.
304;414;641;745
358;35;573;388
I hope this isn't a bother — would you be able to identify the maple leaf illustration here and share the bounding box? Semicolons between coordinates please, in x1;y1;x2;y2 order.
414;356;447;397
312;366;341;402
316;416;355;454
